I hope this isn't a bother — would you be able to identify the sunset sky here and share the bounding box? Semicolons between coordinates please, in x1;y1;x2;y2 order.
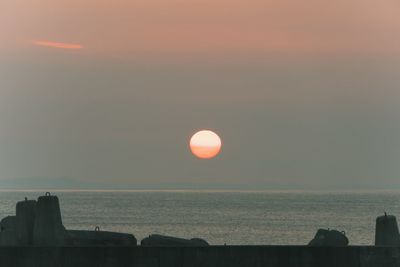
1;0;400;189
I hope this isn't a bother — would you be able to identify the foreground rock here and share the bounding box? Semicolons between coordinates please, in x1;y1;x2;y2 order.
0;192;137;246
141;234;209;246
308;228;349;246
375;213;400;246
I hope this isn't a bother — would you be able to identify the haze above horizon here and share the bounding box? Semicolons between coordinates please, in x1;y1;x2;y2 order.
1;0;400;190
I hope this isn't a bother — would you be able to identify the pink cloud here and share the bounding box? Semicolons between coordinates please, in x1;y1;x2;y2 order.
31;40;83;50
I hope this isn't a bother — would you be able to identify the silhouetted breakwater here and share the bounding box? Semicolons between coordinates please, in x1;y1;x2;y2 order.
1;193;400;266
0;246;400;267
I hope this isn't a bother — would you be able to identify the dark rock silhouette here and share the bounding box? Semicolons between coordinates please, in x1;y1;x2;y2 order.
65;228;137;246
33;193;65;246
0;216;17;246
0;193;212;248
141;234;209;246
0;193;138;246
16;198;36;245
375;213;400;246
308;229;349;246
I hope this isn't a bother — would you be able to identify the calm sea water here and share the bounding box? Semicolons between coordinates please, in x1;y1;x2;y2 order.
0;190;399;245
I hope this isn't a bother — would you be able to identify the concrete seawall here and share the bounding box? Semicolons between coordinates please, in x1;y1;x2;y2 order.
0;246;399;267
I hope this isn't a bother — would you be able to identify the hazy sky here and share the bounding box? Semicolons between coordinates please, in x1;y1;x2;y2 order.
1;0;400;189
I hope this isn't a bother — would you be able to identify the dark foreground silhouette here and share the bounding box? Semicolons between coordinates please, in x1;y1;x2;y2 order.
0;193;399;266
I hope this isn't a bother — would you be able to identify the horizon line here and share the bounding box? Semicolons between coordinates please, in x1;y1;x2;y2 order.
0;188;399;193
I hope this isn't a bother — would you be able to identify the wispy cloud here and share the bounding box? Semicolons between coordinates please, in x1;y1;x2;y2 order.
31;40;83;50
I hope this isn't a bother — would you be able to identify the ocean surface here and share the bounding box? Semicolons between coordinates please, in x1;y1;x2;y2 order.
0;190;399;245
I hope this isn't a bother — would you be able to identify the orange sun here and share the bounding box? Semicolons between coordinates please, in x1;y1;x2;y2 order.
190;130;222;159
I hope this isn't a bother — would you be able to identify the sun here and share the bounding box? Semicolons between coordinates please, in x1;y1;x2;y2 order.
189;130;222;159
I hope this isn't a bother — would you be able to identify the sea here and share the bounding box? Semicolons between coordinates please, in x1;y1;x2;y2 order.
0;190;399;245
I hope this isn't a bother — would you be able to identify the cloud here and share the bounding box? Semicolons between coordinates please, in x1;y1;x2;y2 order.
31;40;83;50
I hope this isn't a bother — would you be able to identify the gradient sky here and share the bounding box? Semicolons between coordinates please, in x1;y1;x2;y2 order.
1;0;400;189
